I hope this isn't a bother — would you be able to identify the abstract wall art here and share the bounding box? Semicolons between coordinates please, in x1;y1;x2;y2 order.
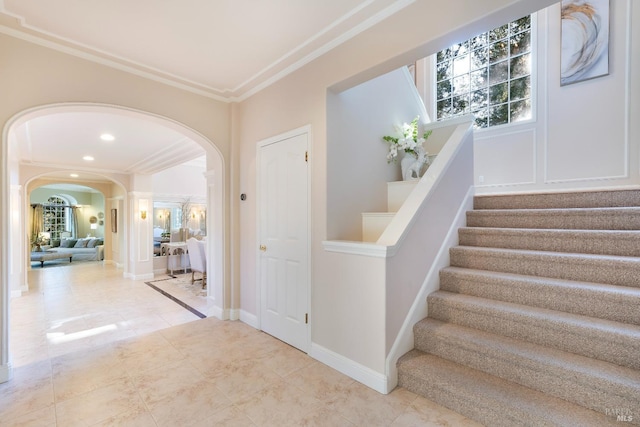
560;0;609;86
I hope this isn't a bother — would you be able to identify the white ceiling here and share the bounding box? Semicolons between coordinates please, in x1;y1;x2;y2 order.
2;1;406;182
1;0;405;100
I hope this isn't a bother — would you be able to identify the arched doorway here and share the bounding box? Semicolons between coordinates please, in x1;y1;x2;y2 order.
1;103;227;382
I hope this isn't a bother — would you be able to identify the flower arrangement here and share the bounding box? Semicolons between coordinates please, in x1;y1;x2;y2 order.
382;116;432;163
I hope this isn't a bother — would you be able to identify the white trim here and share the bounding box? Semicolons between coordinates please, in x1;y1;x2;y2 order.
0;24;229;102
384;185;474;392
229;308;240;321
10;290;21;298
310;342;388;394
0;362;12;383
233;0;416;101
321;240;389;258
239;310;259;329
129;273;154;281
0;0;416;102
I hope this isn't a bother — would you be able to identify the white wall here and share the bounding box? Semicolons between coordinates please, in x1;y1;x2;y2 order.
327;68;428;241
471;1;639;193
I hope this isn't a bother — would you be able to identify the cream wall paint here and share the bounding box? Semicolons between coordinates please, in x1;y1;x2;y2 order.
236;0;556;373
152;163;207;200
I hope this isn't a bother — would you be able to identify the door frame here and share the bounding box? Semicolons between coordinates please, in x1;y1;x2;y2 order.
255;125;312;352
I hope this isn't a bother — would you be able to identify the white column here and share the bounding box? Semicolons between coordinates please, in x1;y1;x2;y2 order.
204;169;226;319
125;179;154;280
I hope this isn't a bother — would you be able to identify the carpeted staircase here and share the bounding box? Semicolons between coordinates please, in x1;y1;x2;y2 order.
397;189;640;426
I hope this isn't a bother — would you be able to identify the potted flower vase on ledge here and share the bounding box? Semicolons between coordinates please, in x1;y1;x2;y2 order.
383;116;433;181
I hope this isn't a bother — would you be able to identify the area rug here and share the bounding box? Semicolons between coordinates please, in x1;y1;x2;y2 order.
145;273;207;318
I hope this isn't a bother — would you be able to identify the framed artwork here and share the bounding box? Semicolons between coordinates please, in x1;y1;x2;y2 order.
561;0;609;86
111;209;117;233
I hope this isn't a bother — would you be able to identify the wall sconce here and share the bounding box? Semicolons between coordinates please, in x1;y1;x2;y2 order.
90;223;97;230
140;210;147;220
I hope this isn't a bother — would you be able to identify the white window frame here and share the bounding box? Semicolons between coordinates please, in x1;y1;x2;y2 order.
430;13;538;132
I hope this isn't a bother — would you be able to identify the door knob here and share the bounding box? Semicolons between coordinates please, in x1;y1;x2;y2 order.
259;245;267;252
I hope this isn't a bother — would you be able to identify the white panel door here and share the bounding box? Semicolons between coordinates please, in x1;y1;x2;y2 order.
258;132;309;352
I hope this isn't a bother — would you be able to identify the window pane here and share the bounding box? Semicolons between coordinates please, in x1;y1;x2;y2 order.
489;24;509;42
489;60;509;85
490;40;509;63
510;99;532;122
470;89;488;110
452;94;469;115
510;16;531;34
452;75;469;96
437;80;452;100
470;68;488;91
470;33;487;50
489;104;509;126
490;82;508;105
510;76;531;101
437;60;452;81
453;54;469;76
510;30;530;56
435;14;532;129
437;48;454;63
473;109;489;128
470;48;489;70
437;99;452;119
510;53;530;79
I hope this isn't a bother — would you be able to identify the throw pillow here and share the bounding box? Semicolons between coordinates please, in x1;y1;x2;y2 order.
51;239;61;247
74;239;89;248
96;239;104;246
87;238;98;248
60;239;77;248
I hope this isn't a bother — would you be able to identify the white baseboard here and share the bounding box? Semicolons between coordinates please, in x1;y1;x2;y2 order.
310;342;388;394
239;310;259;329
130;273;154;281
0;362;13;383
229;308;240;321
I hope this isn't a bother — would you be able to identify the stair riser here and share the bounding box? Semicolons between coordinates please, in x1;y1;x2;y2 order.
458;229;640;257
474;190;640;210
427;295;640;370
466;210;640;230
450;247;640;288
414;325;639;412
439;269;640;325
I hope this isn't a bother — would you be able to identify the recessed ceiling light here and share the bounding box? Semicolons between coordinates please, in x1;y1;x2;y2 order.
70;173;79;178
83;155;94;161
100;133;115;141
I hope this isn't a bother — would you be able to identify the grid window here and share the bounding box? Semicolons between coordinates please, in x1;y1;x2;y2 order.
43;196;68;240
435;15;532;129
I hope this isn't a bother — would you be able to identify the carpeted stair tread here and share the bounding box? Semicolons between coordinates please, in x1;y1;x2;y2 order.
427;291;640;369
473;189;640;210
449;245;640;288
440;267;640;325
397;350;619;427
413;318;640;412
458;227;640;256
466;207;640;230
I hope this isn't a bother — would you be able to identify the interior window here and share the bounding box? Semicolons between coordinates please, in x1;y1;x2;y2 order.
435;15;533;129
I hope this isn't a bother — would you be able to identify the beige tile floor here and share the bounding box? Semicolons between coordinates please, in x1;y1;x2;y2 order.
1;262;482;426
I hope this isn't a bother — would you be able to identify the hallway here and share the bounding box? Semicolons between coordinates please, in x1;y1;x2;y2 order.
2;263;480;426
